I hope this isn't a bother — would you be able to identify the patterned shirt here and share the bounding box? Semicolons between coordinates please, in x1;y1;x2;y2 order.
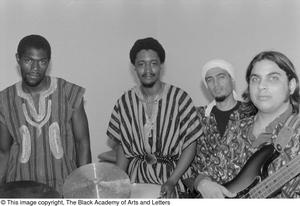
107;83;202;193
0;77;85;194
191;102;256;183
192;105;300;198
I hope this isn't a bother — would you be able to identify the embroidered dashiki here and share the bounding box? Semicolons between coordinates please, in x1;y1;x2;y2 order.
192;105;300;198
0;77;85;194
107;83;202;194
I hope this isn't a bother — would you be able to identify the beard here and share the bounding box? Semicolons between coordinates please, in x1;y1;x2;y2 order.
141;81;156;88
215;95;227;102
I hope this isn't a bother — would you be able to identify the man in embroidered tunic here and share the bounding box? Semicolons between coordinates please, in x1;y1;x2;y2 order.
106;37;202;198
191;51;300;198
0;35;91;194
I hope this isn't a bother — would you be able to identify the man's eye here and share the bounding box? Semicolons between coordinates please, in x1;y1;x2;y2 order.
206;78;212;83
40;60;48;65
23;59;32;64
269;75;279;81
250;76;259;83
137;62;144;67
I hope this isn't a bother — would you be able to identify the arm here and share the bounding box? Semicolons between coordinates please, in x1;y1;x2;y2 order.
160;141;196;198
115;144;129;172
0;122;13;183
71;100;91;167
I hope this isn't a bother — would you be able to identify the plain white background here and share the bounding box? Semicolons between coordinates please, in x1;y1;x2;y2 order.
1;0;300;162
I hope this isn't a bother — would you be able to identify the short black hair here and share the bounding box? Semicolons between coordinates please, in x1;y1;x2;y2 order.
129;37;165;65
17;34;51;59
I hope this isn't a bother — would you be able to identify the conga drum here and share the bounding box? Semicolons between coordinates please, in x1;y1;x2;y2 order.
130;183;161;198
0;181;61;198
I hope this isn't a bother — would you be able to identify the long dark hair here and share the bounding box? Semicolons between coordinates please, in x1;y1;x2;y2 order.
242;51;300;113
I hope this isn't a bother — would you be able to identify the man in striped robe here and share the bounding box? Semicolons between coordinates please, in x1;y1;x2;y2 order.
0;35;91;195
106;37;202;198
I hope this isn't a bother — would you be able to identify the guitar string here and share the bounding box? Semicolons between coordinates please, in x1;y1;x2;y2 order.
248;154;300;198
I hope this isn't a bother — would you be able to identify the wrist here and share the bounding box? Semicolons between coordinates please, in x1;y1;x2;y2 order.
194;174;211;191
166;177;178;186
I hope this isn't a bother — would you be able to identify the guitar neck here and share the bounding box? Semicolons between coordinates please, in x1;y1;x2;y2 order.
248;154;300;198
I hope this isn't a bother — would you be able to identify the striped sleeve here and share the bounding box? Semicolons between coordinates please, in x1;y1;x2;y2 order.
178;91;202;149
106;102;121;143
63;79;85;110
0;92;5;125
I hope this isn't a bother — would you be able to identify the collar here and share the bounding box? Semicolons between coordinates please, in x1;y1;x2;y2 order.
133;83;168;103
264;105;293;133
250;104;293;148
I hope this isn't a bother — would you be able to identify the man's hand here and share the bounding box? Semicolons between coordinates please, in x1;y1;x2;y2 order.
160;180;176;198
196;179;236;198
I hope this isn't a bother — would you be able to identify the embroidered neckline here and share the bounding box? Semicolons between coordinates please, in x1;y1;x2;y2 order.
16;77;57;136
16;77;57;121
133;83;167;104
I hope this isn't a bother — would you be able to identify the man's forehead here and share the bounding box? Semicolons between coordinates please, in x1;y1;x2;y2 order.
22;47;48;58
251;60;285;76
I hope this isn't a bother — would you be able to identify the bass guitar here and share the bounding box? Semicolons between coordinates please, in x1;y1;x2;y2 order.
224;144;300;198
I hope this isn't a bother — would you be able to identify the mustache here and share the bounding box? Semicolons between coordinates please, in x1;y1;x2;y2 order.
142;73;155;77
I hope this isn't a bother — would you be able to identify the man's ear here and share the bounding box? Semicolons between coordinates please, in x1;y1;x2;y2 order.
16;53;20;63
289;78;297;94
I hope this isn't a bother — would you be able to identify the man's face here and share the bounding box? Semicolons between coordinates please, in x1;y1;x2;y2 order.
16;47;49;87
205;67;234;102
249;59;293;114
134;49;162;88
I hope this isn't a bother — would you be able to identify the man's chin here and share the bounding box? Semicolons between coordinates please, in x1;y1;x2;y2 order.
23;79;42;88
141;82;155;88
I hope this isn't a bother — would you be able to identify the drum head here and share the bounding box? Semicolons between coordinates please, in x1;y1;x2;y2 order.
0;181;60;198
63;162;131;198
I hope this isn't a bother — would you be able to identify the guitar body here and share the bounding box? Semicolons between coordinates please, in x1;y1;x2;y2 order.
224;144;280;198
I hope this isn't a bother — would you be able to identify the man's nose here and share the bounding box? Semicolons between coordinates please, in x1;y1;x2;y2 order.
31;60;39;71
258;79;267;89
145;63;152;72
213;78;221;87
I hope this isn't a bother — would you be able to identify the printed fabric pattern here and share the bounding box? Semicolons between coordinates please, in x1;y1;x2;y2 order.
191;105;300;198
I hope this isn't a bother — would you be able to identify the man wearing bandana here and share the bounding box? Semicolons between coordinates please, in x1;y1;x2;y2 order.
186;59;256;197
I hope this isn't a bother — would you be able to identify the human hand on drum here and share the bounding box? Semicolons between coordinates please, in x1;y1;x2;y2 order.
160;180;176;198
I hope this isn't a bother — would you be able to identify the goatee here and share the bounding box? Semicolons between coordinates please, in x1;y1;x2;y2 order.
142;82;155;88
215;96;226;102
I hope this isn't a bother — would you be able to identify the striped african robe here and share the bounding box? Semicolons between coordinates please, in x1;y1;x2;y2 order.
107;83;202;193
0;77;85;194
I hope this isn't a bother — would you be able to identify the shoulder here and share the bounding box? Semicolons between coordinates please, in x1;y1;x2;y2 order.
120;87;136;98
0;82;19;98
55;77;83;89
113;87;137;105
55;77;85;99
166;83;189;95
286;113;300;131
163;84;195;105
